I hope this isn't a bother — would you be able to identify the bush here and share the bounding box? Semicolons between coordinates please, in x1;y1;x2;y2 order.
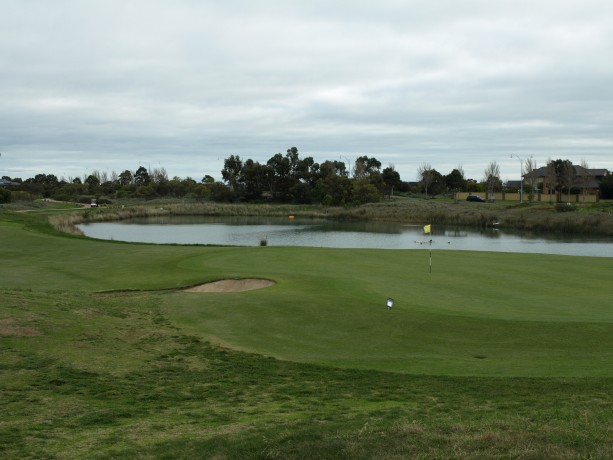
0;187;11;203
555;202;576;212
7;191;35;202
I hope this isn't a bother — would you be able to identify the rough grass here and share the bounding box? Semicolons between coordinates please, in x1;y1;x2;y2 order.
1;207;612;458
1;289;612;459
43;196;613;237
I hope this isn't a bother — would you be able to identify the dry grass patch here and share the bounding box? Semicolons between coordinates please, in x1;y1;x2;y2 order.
0;317;41;337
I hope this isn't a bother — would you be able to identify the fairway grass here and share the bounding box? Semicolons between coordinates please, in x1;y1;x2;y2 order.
1;210;612;458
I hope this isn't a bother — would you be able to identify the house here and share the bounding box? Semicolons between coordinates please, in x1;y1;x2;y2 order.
523;165;608;196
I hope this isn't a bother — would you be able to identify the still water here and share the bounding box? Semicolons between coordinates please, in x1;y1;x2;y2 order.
77;216;613;257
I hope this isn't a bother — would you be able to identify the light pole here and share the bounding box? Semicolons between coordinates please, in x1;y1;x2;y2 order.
510;154;524;203
339;156;352;178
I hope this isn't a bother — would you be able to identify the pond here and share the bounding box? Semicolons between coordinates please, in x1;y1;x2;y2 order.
77;216;613;257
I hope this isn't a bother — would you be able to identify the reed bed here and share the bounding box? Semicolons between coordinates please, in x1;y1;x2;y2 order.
48;198;613;237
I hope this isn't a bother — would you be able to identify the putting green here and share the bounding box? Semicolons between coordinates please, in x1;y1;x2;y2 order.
1;218;612;378
162;246;613;377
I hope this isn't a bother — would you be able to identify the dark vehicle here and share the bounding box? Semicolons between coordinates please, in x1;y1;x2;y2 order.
466;195;485;202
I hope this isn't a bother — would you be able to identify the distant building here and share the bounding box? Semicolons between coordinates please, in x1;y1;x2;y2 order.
0;179;19;187
504;180;522;191
523;166;608;196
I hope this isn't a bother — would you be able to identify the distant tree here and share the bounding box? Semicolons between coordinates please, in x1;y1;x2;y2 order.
382;166;401;197
580;159;592;202
483;162;501;201
151;167;168;185
241;159;267;200
0;186;10;203
351;181;380;204
62;177;84;196
417;163;434;197
599;173;613;199
23;173;59;197
117;170;133;186
547;159;574;202
191;183;211;201
264;148;313;202
546;158;557;198
84;174;100;194
135;183;157;199
312;174;352;206
523;156;538;202
319;160;346;178
221;155;243;192
266;152;293;201
562;160;576;204
466;178;478;193
445;168;467;197
294;156;318;185
100;180;116;196
367;170;385;195
353;156;381;180
134;166;151;186
429;170;446;195
209;181;234;202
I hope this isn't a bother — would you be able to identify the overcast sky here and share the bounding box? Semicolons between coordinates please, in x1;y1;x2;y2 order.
1;0;612;183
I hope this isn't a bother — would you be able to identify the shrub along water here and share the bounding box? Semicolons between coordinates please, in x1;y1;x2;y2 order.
48;196;613;237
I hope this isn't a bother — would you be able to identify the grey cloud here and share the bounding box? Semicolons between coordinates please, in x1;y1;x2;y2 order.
1;0;612;182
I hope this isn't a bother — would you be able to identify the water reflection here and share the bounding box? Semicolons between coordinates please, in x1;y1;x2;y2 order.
78;216;613;257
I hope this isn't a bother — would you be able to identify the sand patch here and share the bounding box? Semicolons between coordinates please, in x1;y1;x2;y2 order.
184;279;275;293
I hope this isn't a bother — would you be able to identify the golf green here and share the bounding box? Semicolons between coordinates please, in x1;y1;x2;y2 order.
1;218;612;377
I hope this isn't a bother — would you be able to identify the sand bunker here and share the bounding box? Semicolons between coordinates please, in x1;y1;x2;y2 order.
184;279;275;293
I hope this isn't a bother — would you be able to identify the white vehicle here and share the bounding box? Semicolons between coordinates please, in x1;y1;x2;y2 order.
90;199;98;208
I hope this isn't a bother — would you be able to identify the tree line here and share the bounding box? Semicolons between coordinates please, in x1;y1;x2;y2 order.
1;148;611;204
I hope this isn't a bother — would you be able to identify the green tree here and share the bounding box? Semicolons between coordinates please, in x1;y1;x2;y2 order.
445;168;467;195
23;174;59;197
84;174;101;195
266;152;294;201
117;170;134;186
382;166;401;197
134;166;151;186
353;156;381;180
209;181;234;202
221;155;244;193
547;159;574;202
319;160;346;178
599;173;613;199
0;186;10;203
241;159;267;200
312;174;352;205
351;181;380;204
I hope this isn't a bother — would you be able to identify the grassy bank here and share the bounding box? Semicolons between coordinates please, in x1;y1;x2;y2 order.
1;208;612;458
43;196;613;237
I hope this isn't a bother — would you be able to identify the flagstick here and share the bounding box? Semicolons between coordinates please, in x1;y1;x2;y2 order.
429;240;432;273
